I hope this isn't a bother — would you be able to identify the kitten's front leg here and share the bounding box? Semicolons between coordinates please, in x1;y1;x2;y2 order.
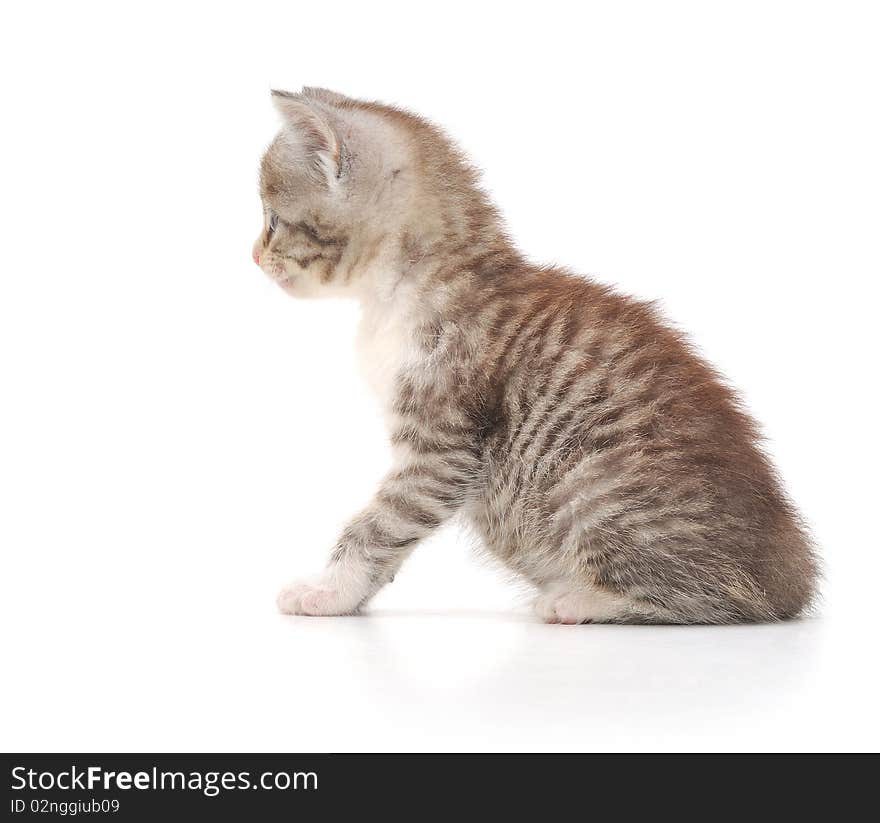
277;427;479;616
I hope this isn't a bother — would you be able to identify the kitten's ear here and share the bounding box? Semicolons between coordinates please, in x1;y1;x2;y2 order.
301;86;350;106
270;89;343;185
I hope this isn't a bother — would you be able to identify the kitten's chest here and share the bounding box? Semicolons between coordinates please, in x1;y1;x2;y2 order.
356;306;419;416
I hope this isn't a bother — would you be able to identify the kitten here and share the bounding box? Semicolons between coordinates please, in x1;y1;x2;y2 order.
254;87;818;624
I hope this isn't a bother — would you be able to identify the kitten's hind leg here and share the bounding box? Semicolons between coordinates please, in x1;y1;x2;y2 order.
533;584;634;625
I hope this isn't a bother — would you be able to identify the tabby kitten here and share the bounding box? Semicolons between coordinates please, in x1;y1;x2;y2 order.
255;87;817;624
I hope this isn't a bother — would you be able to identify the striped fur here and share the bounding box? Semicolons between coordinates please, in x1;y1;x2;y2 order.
257;88;818;624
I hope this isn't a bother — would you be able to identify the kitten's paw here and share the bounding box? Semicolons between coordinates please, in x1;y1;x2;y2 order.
276;582;311;615
550;592;596;624
277;556;373;616
533;588;628;624
277;580;360;616
533;592;564;624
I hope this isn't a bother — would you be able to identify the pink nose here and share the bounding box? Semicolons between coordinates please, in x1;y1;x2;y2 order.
253;250;261;265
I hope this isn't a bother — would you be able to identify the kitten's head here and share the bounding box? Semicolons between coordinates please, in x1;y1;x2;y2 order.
253;88;494;298
253;88;409;298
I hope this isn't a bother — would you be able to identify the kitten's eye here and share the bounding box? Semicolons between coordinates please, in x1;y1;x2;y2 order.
267;209;279;234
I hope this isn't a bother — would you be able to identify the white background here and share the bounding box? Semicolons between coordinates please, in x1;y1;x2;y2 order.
2;1;878;752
